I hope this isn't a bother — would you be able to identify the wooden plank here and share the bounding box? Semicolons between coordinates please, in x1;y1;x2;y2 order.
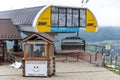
11;52;24;57
24;43;27;58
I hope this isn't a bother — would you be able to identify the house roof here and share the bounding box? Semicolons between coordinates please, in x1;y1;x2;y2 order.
0;19;21;40
20;32;57;44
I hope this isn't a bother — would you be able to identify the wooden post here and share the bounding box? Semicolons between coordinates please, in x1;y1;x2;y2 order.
24;43;27;58
53;57;55;75
22;60;25;77
3;41;7;61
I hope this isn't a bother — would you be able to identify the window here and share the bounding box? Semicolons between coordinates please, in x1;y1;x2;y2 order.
51;7;58;26
59;8;66;26
73;9;79;27
67;9;72;27
26;44;46;58
80;9;86;27
51;7;87;28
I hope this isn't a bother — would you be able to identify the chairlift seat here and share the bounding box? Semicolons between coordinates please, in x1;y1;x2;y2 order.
61;36;85;51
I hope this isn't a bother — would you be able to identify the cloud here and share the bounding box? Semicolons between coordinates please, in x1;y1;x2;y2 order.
86;0;120;26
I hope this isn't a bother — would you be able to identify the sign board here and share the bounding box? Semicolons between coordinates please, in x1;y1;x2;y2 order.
25;60;47;77
105;45;111;50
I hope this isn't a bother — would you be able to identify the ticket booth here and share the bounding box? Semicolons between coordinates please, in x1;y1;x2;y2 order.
20;33;57;77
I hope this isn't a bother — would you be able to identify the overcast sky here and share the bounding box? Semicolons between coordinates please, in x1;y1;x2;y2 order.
0;0;119;26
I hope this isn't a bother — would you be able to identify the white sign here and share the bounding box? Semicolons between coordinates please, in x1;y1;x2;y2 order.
25;60;47;77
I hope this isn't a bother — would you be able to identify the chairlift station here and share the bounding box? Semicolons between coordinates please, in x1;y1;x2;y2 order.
0;5;98;77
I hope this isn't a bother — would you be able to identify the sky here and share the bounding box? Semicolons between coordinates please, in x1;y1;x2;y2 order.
0;0;120;26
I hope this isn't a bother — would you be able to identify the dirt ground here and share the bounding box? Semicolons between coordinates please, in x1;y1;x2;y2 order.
0;56;120;80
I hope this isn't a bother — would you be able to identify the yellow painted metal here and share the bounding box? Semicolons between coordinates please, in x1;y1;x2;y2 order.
86;9;98;32
36;7;51;32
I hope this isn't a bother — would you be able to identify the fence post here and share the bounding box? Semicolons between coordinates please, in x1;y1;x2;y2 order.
95;52;98;62
77;52;79;61
102;54;106;67
95;52;98;66
90;55;92;63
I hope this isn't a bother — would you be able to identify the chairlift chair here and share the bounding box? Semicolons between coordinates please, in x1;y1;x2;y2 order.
61;36;85;51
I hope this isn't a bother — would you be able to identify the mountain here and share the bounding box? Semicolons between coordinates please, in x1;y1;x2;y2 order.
79;27;120;42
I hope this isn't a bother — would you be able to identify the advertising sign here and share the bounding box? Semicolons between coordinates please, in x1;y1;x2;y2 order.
25;60;47;77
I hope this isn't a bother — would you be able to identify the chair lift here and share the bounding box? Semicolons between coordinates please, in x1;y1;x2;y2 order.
61;32;86;51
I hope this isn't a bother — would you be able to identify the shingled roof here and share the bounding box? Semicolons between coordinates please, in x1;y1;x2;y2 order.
19;32;57;44
0;19;21;40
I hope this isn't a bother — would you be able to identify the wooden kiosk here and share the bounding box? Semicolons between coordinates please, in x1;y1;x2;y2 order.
20;33;57;77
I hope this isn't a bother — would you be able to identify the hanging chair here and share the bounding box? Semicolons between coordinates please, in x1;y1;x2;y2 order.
61;36;85;51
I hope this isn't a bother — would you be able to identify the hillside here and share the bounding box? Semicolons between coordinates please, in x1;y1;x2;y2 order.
79;27;120;42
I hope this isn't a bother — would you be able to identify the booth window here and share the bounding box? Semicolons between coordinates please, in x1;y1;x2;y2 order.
80;9;86;27
51;7;59;26
26;44;46;58
58;8;66;26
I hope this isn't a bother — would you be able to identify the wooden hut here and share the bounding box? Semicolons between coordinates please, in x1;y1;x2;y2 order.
20;32;57;77
0;19;21;63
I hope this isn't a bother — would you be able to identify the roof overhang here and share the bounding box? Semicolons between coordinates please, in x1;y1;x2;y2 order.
19;32;57;44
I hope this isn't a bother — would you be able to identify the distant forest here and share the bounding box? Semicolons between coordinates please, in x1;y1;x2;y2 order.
79;27;120;42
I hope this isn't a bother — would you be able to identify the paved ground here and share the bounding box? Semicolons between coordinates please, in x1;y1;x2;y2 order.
0;56;120;80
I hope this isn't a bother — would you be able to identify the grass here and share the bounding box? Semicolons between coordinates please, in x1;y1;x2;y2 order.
105;66;120;76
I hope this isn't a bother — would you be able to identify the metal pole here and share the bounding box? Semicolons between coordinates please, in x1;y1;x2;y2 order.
110;54;112;66
102;47;104;55
115;55;117;68
95;52;98;61
77;52;79;62
102;54;106;67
